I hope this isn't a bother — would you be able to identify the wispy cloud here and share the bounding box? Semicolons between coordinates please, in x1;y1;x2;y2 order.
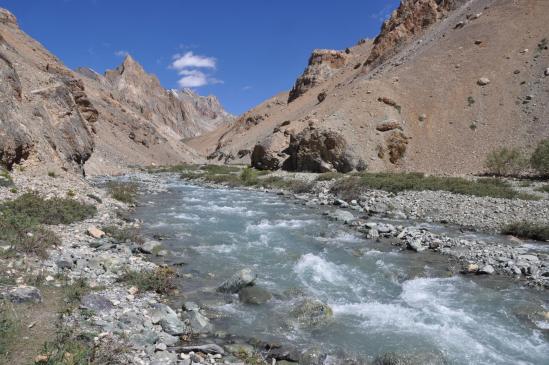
114;50;129;57
242;85;252;91
171;52;216;70
170;51;221;88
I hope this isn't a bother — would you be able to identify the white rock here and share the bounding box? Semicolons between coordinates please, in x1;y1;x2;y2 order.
477;77;490;86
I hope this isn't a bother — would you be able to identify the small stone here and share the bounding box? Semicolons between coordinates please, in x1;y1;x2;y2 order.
407;239;426;252
478;265;495;275
128;286;139;295
465;263;479;273
545;68;549;76
87;226;105;238
217;268;256;293
34;354;49;363
3;285;42;304
45;275;54;282
477;77;490;86
80;294;114;312
155;343;167;351
474;40;482;45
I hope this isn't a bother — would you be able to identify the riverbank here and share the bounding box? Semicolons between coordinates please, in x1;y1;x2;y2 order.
164;165;549;289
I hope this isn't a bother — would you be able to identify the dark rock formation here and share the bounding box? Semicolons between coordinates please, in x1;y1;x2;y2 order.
282;127;356;173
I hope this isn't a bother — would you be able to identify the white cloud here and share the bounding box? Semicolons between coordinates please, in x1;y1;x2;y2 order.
114;50;129;57
171;51;216;70
170;51;221;88
242;85;252;91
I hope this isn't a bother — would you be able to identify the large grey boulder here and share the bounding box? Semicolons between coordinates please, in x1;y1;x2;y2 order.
80;293;114;312
2;285;42;304
150;303;187;335
282;127;356;173
289;298;333;327
238;286;272;305
251;132;290;170
217;268;257;293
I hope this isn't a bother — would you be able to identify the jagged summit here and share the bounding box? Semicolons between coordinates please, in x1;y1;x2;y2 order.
0;8;17;27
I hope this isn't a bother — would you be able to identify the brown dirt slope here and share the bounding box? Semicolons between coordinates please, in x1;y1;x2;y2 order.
196;0;549;175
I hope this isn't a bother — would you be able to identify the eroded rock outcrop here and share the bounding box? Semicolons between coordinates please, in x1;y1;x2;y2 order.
251;132;290;170
364;0;466;70
288;49;348;103
0;9;95;170
282;127;356;173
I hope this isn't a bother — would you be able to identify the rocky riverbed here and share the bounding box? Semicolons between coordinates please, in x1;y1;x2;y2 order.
1;169;548;365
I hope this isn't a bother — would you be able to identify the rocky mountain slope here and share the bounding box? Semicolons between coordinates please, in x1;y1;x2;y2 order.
194;0;549;175
0;8;233;175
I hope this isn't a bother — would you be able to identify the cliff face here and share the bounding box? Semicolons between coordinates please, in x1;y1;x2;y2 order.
0;7;234;174
195;0;549;175
363;0;467;70
0;8;95;171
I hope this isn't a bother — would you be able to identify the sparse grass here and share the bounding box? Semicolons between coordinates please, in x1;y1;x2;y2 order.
0;194;94;257
66;190;76;198
38;328;94;365
63;278;91;306
0;301;19;356
258;177;313;193
146;163;200;174
199;164;240;174
530;139;549;176
518;181;532;187
106;181;139;204
86;194;102;204
0;168;14;187
330;172;538;201
467;96;475;107
0;193;96;225
118;267;176;294
501;222;549;241
316;172;344;181
535;184;549;193
484;147;526;176
101;225;143;244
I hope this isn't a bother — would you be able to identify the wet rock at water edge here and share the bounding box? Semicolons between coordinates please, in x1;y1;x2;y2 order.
150;303;187;335
373;351;448;365
1;285;42;304
184;309;213;333
217;268;257;293
139;240;163;254
478;264;495;275
289;298;333;327
238;286;273;304
328;209;355;224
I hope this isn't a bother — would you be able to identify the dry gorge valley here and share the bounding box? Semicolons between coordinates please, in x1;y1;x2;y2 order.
1;1;549;365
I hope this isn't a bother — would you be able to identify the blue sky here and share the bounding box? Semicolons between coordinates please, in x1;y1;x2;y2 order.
1;0;399;115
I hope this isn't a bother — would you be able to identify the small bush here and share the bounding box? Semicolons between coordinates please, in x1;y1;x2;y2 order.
484;147;526;176
0;168;13;187
118;267;176;294
330;172;537;201
467;96;475;107
316;172;344;181
0;193;96;225
47;171;56;178
0;301;19;355
199;164;240;175
535;184;549;193
102;225;144;244
107;181;139;204
530;139;549;176
39;328;93;365
63;278;91;305
501;222;549;241
240;167;259;186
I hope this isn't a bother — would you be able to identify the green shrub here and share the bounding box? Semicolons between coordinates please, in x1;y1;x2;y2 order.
199;164;240;174
47;171;56;178
118;267;176;294
0;168;13;187
240;167;259;186
501;222;549;241
0;193;96;225
530;139;549;176
484;147;525;176
467;96;475;107
316;172;344;181
330;172;537;201
106;181;139;204
535;184;549;193
101;225;144;244
0;301;19;355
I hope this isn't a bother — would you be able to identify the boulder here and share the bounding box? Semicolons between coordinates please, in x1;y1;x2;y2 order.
150;303;187;335
328;209;355;224
478;264;495;275
251;132;290;170
407;239;426;252
87;226;105;238
139;240;162;254
80;293;114;312
289;298;333;327
282;127;356;173
376;120;401;132
477;77;490;86
2;285;41;304
217;268;257;293
186;310;213;333
238;286;272;304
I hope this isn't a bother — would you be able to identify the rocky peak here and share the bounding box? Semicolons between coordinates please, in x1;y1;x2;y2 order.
0;8;17;27
363;0;466;70
288;49;348;103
